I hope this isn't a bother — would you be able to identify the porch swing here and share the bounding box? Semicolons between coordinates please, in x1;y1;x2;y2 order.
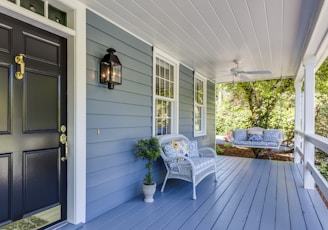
230;76;284;150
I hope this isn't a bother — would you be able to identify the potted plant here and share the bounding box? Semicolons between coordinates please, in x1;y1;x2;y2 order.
136;137;161;203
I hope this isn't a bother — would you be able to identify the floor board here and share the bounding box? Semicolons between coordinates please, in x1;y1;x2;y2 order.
75;156;328;230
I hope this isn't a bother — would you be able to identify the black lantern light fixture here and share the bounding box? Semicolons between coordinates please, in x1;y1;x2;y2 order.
100;48;122;89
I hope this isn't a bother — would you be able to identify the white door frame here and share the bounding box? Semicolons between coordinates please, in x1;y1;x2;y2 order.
0;0;87;224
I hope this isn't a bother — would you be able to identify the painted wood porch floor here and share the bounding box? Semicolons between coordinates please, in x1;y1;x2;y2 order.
76;156;328;230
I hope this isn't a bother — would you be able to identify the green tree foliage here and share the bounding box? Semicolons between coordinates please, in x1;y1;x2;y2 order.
315;58;328;181
315;57;328;138
216;78;295;142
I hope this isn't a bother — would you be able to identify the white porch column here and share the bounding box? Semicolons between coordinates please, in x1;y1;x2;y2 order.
303;56;316;190
294;81;302;163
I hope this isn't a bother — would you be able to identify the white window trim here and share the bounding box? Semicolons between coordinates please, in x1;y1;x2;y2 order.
194;72;207;137
152;47;179;136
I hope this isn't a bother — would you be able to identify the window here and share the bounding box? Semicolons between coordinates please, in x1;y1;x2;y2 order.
8;0;67;26
153;48;179;136
194;73;207;136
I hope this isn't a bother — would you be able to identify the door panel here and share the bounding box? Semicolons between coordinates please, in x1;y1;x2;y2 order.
24;149;59;213
24;72;59;132
0;65;12;133
0;12;67;227
0;23;12;54
24;32;60;66
0;153;11;223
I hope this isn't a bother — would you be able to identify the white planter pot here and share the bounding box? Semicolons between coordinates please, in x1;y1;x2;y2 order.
142;183;156;203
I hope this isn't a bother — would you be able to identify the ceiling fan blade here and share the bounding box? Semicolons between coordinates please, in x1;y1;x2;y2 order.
220;73;234;77
243;70;272;74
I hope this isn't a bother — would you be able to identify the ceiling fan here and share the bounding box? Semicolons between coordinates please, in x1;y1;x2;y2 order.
230;59;271;80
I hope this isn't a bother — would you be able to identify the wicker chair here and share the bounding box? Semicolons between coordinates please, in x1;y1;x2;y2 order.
158;134;217;200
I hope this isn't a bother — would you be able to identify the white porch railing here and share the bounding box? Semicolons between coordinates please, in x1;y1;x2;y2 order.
294;129;328;201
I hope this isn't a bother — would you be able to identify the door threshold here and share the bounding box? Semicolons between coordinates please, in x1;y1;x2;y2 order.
45;221;83;230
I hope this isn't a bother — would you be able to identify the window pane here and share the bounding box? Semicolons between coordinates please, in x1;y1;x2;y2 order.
156;78;159;95
165;63;170;80
169;82;174;98
195;119;200;131
166;101;172;117
196;79;203;104
156;99;161;116
49;4;67;26
159;79;164;96
156;58;159;76
164;80;168;97
21;0;44;16
195;106;200;119
156;99;172;135
160;60;164;78
195;106;201;131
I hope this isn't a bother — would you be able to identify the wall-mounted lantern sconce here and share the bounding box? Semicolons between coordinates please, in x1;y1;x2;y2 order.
100;48;122;89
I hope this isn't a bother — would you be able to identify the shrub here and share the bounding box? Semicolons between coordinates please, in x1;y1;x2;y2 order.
318;160;328;181
224;143;233;148
216;145;224;155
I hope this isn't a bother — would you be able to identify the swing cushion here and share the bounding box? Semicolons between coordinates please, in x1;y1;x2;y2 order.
233;129;248;141
247;129;264;141
248;134;263;142
263;129;281;142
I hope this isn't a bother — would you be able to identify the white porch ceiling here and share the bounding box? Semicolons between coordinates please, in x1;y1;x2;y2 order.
78;0;328;83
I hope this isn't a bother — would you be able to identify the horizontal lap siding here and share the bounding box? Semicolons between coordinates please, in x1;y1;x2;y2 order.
179;65;194;139
206;81;216;148
86;10;165;221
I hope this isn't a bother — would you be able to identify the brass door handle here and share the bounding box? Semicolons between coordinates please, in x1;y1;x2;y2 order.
15;54;25;80
60;129;68;161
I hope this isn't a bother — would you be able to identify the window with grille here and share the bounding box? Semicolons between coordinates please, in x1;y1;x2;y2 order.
153;49;178;136
194;74;207;136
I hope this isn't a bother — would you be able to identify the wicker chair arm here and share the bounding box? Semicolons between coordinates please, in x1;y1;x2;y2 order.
198;147;216;158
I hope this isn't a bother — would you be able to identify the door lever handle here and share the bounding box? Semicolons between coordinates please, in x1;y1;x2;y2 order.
15;54;25;80
60;133;68;161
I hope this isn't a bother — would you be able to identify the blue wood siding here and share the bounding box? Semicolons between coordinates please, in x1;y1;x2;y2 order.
206;81;216;148
86;10;216;221
179;65;194;138
86;10;166;221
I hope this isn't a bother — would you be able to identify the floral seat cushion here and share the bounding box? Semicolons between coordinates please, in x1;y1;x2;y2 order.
162;140;189;158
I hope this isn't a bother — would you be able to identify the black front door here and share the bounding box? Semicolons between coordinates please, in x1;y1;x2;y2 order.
0;12;67;227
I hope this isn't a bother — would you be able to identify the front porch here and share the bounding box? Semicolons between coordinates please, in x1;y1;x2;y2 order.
67;156;327;230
